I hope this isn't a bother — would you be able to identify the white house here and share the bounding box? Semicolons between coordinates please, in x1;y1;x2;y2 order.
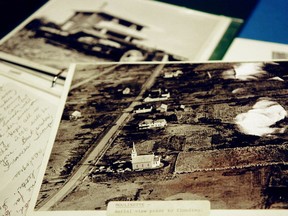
163;70;183;78
134;105;153;114
157;104;168;113
131;143;161;170
122;87;131;95
69;111;82;120
138;119;167;130
143;89;170;102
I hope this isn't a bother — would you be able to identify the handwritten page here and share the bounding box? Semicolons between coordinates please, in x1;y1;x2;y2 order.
0;77;58;216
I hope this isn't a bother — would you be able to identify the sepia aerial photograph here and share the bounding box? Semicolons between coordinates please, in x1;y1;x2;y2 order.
34;61;288;212
0;0;239;70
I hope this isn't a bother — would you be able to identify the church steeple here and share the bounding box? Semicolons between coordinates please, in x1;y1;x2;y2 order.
131;142;137;159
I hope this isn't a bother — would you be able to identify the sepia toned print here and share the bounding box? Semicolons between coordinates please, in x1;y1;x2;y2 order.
34;61;288;211
0;0;237;70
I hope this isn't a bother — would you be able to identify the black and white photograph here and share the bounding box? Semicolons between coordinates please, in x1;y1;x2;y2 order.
0;0;241;70
30;61;288;215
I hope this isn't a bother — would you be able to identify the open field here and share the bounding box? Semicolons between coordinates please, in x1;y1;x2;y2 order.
36;64;156;208
176;144;288;173
36;62;288;210
52;166;269;210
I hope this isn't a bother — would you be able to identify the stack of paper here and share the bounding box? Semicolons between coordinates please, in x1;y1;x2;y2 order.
1;1;287;216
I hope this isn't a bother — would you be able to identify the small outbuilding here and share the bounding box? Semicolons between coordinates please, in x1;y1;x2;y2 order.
69;111;82;120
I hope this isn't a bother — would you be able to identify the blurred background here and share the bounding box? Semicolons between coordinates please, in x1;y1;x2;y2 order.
0;0;258;38
1;0;287;44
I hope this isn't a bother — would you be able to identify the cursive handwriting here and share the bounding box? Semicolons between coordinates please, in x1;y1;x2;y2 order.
0;84;54;173
0;82;57;216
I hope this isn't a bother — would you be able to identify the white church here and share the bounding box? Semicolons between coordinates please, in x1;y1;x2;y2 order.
131;143;161;171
